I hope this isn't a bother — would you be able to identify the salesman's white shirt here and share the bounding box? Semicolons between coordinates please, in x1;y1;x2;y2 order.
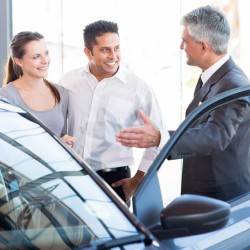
59;65;164;172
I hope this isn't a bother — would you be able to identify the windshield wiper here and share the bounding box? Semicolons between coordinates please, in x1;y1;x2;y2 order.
76;234;152;250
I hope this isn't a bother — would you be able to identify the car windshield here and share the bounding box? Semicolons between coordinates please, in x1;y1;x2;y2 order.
0;99;148;249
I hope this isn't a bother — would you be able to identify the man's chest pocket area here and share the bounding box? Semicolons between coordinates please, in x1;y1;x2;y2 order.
105;96;133;125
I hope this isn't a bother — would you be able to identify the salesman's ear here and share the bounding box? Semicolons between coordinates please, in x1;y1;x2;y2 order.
200;41;211;54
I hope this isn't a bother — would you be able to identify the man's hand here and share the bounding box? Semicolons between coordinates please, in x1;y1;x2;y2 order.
116;110;161;148
112;170;144;203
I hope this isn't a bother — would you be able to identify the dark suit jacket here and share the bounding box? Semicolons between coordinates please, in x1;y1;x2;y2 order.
169;58;250;201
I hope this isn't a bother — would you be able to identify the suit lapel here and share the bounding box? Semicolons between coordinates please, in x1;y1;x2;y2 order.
185;58;236;117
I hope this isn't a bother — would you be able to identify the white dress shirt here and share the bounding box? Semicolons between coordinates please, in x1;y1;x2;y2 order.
201;54;230;85
59;65;165;172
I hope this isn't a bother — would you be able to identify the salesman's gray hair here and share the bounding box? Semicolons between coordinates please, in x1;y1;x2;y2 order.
181;5;230;55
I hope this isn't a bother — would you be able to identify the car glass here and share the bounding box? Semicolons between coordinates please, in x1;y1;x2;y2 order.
0;100;146;249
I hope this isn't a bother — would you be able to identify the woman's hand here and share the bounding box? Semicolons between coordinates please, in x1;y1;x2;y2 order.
61;134;75;148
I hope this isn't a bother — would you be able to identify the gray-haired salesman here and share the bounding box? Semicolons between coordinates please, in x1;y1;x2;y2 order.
116;5;250;202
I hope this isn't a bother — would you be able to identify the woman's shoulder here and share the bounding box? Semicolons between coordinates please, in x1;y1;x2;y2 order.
51;82;69;106
51;82;68;95
0;82;17;97
0;82;15;90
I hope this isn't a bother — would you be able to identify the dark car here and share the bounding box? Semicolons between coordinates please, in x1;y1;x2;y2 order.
1;86;249;249
133;85;250;249
0;97;164;249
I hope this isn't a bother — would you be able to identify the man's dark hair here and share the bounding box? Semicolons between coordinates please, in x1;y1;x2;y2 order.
83;20;119;51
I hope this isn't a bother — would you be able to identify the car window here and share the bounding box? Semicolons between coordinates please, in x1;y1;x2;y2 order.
0;100;152;250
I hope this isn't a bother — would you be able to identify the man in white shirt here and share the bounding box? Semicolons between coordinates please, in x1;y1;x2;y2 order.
59;20;164;203
116;5;250;202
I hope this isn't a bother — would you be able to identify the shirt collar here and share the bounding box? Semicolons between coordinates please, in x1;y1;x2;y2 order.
201;54;230;84
84;64;127;84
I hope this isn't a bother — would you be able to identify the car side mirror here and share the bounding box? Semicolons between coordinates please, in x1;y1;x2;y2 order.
151;194;230;239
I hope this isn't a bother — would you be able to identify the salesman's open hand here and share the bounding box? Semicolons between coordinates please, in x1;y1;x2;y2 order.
116;110;161;148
